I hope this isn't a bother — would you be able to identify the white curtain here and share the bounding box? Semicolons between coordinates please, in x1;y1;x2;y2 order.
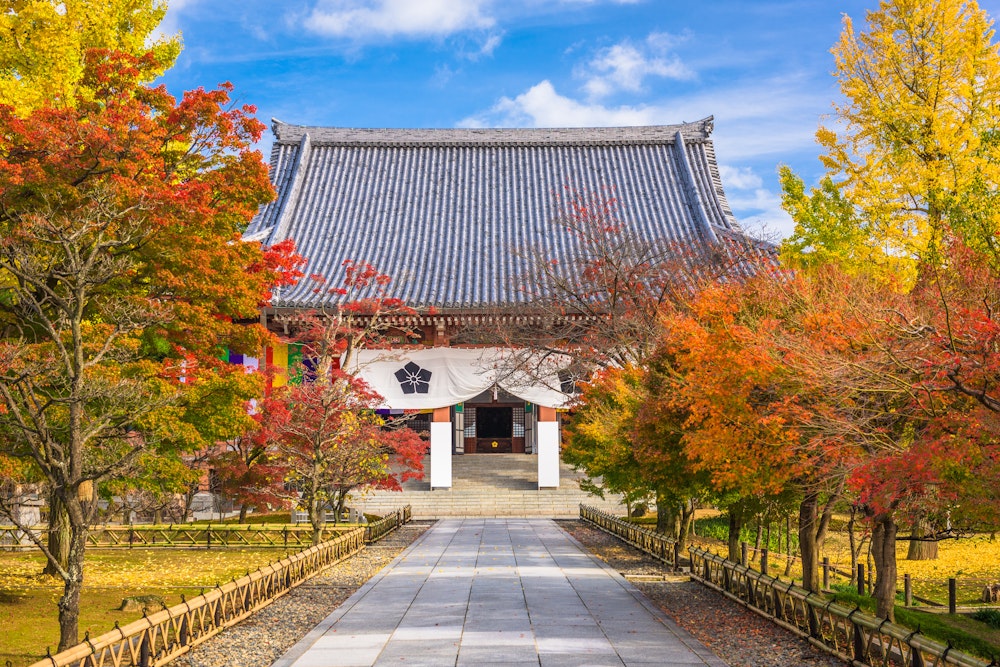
349;347;571;410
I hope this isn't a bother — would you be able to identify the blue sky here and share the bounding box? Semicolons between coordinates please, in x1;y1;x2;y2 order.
156;0;1000;239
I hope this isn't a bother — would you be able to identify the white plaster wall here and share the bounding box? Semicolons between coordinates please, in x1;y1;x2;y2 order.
537;421;560;488
430;422;453;488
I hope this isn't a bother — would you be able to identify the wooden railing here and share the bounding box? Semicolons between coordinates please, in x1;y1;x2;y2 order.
23;506;412;667
363;505;411;544
579;505;678;567
688;546;990;667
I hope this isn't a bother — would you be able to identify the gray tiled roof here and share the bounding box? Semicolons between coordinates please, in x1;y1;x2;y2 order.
247;118;747;309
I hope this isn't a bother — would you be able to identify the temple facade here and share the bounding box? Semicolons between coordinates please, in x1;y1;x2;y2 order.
243;118;751;490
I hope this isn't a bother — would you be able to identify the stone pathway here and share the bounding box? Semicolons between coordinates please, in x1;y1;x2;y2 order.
272;519;726;666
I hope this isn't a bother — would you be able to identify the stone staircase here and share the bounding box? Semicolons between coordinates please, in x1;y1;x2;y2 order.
355;454;624;519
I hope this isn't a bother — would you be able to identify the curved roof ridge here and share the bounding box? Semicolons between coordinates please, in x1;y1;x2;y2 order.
270;118;715;147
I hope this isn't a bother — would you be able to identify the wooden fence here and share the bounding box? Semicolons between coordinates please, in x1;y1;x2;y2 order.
579;505;678;567
363;505;411;544
578;505;990;667
689;546;990;667
22;506;411;667
2;523;367;551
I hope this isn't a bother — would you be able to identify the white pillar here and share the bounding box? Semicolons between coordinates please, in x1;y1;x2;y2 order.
430;421;452;489
537;420;560;489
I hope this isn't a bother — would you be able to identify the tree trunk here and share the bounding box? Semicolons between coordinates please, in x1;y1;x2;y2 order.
655;492;678;537
676;499;695;552
847;506;858;583
182;485;197;522
56;507;89;651
727;501;745;562
906;520;938;560
798;493;820;592
871;513;898;621
238;504;249;524
43;493;70;577
334;490;350;525
753;518;762;562
309;496;325;545
784;513;794;576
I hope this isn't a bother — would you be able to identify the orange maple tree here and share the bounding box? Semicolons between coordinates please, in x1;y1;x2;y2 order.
0;50;298;650
651;264;883;592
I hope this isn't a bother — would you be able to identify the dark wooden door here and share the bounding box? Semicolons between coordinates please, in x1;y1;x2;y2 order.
476;407;513;453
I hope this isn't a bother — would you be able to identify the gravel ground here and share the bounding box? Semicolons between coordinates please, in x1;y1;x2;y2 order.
174;522;431;667
559;519;848;667
172;519;847;667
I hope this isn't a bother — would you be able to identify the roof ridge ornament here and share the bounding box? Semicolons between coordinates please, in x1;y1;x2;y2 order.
268;120;716;147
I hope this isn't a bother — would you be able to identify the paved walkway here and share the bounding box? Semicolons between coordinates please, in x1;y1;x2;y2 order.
273;519;726;667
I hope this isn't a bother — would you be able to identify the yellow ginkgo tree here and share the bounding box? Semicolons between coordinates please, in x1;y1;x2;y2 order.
786;0;1000;281
0;0;180;113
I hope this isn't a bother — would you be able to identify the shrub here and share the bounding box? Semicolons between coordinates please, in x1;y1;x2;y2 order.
972;608;1000;629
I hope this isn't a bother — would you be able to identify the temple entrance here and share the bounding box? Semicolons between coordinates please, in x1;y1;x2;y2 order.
475;406;513;453
463;401;526;453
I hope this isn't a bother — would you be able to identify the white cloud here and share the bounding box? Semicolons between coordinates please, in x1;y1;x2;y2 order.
431;63;458;87
478;32;503;57
580;33;694;99
460;76;824;145
305;0;495;38
461;80;662;128
717;167;784;237
718;165;763;190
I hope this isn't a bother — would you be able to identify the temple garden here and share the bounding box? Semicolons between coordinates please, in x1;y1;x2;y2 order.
0;548;283;666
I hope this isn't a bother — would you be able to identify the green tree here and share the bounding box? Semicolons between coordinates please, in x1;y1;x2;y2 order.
778;167;908;285
562;366;653;521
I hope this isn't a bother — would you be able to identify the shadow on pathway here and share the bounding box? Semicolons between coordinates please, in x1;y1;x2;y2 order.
273;518;727;667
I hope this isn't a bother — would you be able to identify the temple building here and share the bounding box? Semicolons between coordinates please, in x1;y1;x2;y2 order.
243;118;753;491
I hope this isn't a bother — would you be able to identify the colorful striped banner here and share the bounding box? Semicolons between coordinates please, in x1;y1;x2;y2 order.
288;343;304;385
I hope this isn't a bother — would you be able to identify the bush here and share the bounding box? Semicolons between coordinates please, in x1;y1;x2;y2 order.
972;608;1000;629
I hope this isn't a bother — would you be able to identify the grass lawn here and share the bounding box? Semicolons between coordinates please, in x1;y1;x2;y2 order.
0;547;292;667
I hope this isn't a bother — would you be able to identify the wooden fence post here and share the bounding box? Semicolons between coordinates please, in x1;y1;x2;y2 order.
904;574;912;607
761;549;768;576
949;578;957;614
822;557;829;590
741;541;748;567
851;610;865;663
139;631;151;667
857;564;865;596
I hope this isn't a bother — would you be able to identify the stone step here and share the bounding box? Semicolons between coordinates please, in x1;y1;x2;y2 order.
359;453;624;519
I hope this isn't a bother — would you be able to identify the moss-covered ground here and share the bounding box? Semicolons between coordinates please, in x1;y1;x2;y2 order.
0;548;290;667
